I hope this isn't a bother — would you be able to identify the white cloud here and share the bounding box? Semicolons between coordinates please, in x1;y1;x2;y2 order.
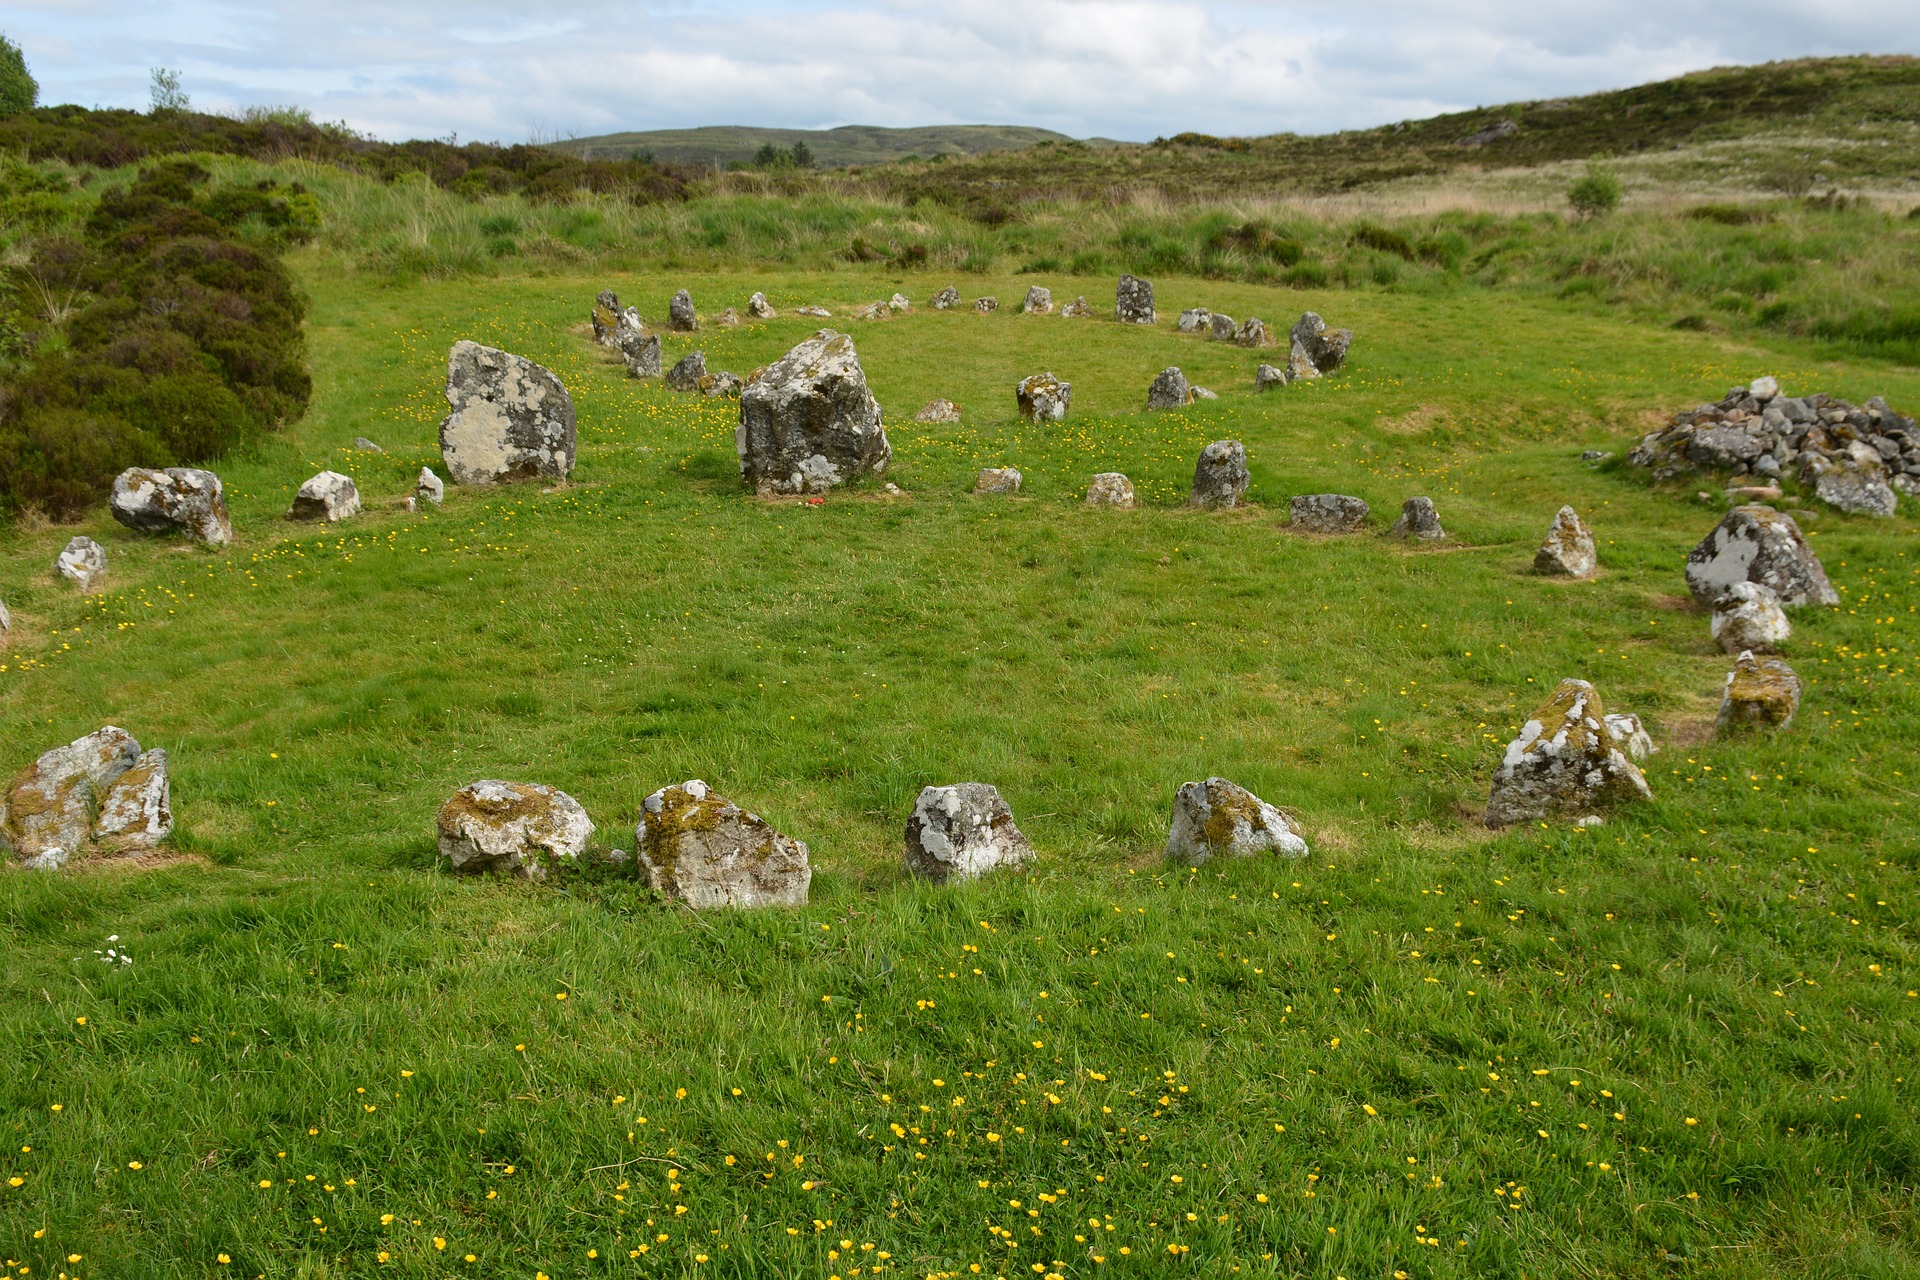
3;0;1916;142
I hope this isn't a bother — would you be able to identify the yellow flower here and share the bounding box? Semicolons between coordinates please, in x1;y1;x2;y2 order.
217;1254;231;1265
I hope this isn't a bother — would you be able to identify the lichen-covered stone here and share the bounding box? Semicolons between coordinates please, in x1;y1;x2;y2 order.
56;536;107;593
353;437;382;452
1255;363;1289;393
1684;505;1836;606
1603;713;1656;761
1177;308;1212;333
1812;458;1897;517
716;307;741;328
1485;679;1652;826
1233;317;1275;348
1711;581;1790;654
704;371;744;398
1085;473;1135;508
1145;367;1194;410
851;301;890;322
0;595;9;634
436;780;594;877
931;286;960;310
94;749;172;851
1388;497;1445;541
1717;652;1803;734
1016;372;1071;423
736;329;891;495
1116;273;1155;325
1165;778;1307;865
669;289;697;332
288;471;361;522
1286;342;1323;382
438;341;577;486
1290;494;1369;533
1021;285;1053;315
974;296;999;313
795;305;832;318
1191;440;1248;508
1208;313;1238;341
904;783;1035;883
975;467;1022;494
748;292;777;319
110;467;233;546
416;468;444;506
914;398;962;424
1289;312;1353;373
635;779;811;908
665;350;710;391
1533;505;1596;578
887;293;912;313
1060;295;1094;318
621;331;662;377
592;290;642;346
0;726;142;865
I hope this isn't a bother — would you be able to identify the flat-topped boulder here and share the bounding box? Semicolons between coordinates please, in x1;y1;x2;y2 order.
1021;285;1053;314
975;467;1022;494
1290;312;1353;373
109;467;232;546
737;329;891;494
1085;473;1135;508
1;726;172;868
1684;505;1835;606
1290;494;1369;533
1717;652;1803;734
1190;440;1248;508
1016;372;1071;423
668;288;697;332
1165;778;1308;865
56;536;107;593
903;783;1035;883
437;780;594;878
914;398;962;424
1145;367;1194;410
1534;505;1596;578
1485;679;1651;825
1116;274;1155;324
288;471;361;522
635;779;811;908
1388;496;1445;541
748;291;777;319
664;350;710;391
931;286;960;310
438;341;577;485
1711;581;1790;653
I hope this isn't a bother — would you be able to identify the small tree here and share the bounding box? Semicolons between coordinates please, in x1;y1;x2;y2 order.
752;142;785;169
0;33;38;118
789;140;814;170
149;66;189;113
1568;160;1623;219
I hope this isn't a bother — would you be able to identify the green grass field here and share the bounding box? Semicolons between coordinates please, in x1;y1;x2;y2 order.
1;263;1917;1278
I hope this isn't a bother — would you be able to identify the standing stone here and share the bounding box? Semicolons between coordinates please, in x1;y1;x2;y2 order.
975;467;1022;494
1060;295;1093;318
1191;440;1249;508
1233;318;1275;348
931;286;960;310
1207;313;1238;341
1684;505;1836;606
1603;713;1657;761
887;293;912;313
914;398;962;424
1145;367;1194;410
1165;778;1308;865
736;329;892;495
1711;581;1790;654
974;297;999;313
1255;363;1289;393
56;537;108;593
1116;274;1155;325
288;471;362;523
1388;497;1445;541
438;341;577;486
437;780;594;877
0;595;9;635
621;331;663;377
1290;494;1370;533
1021;285;1053;315
665;350;710;392
634;779;811;908
669;289;697;332
1484;679;1652;826
1533;506;1597;578
1177;308;1212;334
109;467;232;546
1717;652;1803;734
592;291;644;347
417;468;445;506
1015;373;1071;423
93;749;172;851
851;301;890;322
748;292;777;319
0;726;142;865
1286;343;1323;382
903;783;1035;883
1290;312;1353;373
1085;473;1135;508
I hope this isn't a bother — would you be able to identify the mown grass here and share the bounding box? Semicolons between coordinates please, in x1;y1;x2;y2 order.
0;266;1917;1278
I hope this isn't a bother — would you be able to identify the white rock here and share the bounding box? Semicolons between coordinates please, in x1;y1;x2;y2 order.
888;293;912;313
437;780;594;877
1748;375;1780;401
288;471;362;522
747;292;777;319
56;537;108;593
93;749;172;850
903;783;1035;883
1255;363;1289;393
1085;473;1135;508
109;467;233;545
1021;285;1052;315
1603;713;1656;761
634;779;811;908
417;468;445;505
1177;308;1212;333
1711;581;1790;653
1165;778;1307;865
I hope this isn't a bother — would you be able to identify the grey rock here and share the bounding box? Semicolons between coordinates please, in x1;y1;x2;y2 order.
353;437;383;453
1116;273;1155;325
56;537;107;593
669;288;697;332
1711;581;1790;654
592;290;640;346
1685;505;1836;606
1208;312;1238;341
1233;317;1276;348
748;291;777;319
975;467;1022;495
887;293;912;313
1177;308;1212;333
1059;295;1094;318
1286;341;1323;382
1085;473;1135;508
0;726;142;864
438;341;577;485
109;467;232;546
974;296;999;313
1290;493;1370;533
93;749;172;851
1485;679;1651;826
795;305;832;318
0;595;9;634
621;331;663;377
716;307;741;328
1021;285;1053;315
931;286;960;310
737;329;891;495
1581;450;1612;462
665;350;710;392
1388;496;1445;540
1603;713;1656;761
1533;505;1596;578
851;301;890;322
1749;375;1781;400
288;471;362;522
914;398;962;424
1255;363;1290;393
1193;387;1218;400
1145;367;1194;410
1457;118;1518;147
437;780;594;877
1165;778;1308;865
1190;439;1249;508
1717;651;1803;734
417;468;445;505
1813;459;1897;516
903;783;1035;883
1015;372;1071;423
704;371;744;398
635;779;811;908
1289;312;1353;373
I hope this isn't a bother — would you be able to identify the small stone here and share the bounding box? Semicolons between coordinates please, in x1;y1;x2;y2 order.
1190;440;1248;508
1145;367;1194;410
1165;778;1308;866
974;296;999;313
353;437;382;452
1015;372;1071;423
1289;312;1353;373
1;726;143;863
1711;582;1790;654
0;595;9;634
1685;505;1836;606
1060;295;1093;318
914;398;962;424
1581;449;1612;462
665;350;710;391
1388;496;1445;540
1748;375;1781;400
108;467;232;546
1726;484;1782;501
1208;313;1238;341
795;305;832;318
1255;363;1289;393
747;292;777;319
1177;308;1212;333
1290;494;1370;533
56;537;107;593
621;331;663;378
1085;473;1135;508
703;371;744;397
975;467;1022;494
93;749;172;851
288;471;362;523
669;288;697;332
887;293;911;313
1485;679;1651;826
851;301;890;322
1116;273;1156;325
903;783;1035;883
635;779;811;908
1533;505;1596;577
1717;651;1803;734
930;286;960;310
1233;317;1275;348
716;307;741;328
438;341;577;486
417;468;445;505
1286;342;1323;382
1603;713;1657;761
437;780;594;877
737;329;891;494
1193;387;1218;401
1021;285;1053;315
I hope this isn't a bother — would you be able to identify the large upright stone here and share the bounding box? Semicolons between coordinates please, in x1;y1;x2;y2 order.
1388;497;1445;541
1289;312;1353;374
1533;505;1596;578
1484;679;1652;826
592;290;643;347
1116;274;1155;325
1290;494;1369;533
436;780;594;877
1684;505;1836;607
736;329;891;494
1716;652;1803;734
1711;582;1790;654
669;289;697;332
438;341;577;486
93;749;172;852
1085;473;1136;508
1145;367;1194;410
903;783;1035;883
665;350;709;391
0;727;142;866
1190;440;1248;508
1016;373;1071;423
288;471;361;523
56;537;107;593
1021;285;1053;315
635;779;811;908
109;467;232;546
1165;778;1308;865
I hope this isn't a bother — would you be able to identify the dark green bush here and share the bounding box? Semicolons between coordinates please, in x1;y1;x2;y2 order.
1350;221;1415;259
1686;204;1771;226
0;33;35;119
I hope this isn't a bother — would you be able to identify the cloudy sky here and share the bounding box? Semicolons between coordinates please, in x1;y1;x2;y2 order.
5;1;1917;143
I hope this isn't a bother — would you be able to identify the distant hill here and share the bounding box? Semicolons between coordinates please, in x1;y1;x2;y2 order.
557;124;1124;169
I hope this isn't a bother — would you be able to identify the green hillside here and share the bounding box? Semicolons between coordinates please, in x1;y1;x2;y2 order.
562;123;1109;169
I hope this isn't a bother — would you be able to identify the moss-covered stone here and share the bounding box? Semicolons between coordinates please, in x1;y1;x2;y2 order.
634;779;810;908
1485;679;1651;826
1716;652;1803;734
